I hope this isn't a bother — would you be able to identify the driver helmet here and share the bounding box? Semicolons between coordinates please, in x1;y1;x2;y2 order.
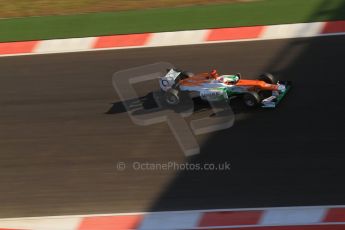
225;75;239;85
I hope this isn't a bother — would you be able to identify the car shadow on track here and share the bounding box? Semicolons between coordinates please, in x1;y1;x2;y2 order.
105;92;158;114
105;91;258;118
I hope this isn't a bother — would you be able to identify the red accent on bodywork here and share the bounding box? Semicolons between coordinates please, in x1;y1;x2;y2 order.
236;79;278;90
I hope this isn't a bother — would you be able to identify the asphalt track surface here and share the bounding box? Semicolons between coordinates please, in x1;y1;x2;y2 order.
0;35;345;218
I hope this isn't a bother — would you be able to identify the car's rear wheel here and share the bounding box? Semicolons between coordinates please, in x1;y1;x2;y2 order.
259;73;276;84
243;92;261;107
165;89;180;105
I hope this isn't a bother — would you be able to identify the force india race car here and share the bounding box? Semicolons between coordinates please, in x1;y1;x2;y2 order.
159;69;291;108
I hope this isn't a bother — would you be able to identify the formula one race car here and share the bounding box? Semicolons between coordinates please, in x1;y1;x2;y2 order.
159;69;291;108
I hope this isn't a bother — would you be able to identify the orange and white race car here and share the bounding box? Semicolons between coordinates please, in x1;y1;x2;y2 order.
159;69;291;108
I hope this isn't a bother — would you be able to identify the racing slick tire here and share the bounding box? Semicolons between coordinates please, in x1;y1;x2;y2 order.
243;92;261;107
165;89;180;105
259;73;276;84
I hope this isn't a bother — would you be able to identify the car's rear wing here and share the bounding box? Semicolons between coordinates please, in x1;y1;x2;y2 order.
159;69;182;92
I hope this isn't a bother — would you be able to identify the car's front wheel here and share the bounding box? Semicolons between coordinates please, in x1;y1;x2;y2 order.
259;73;276;84
243;92;261;107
